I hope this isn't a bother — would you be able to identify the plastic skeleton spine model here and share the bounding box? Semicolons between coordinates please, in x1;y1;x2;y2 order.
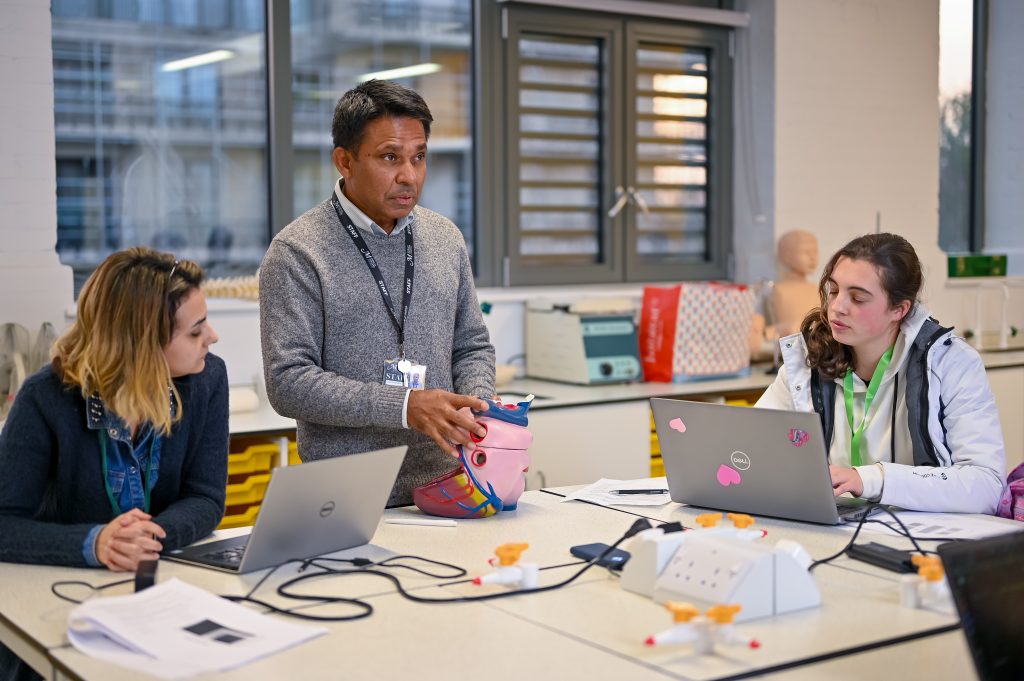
413;395;534;519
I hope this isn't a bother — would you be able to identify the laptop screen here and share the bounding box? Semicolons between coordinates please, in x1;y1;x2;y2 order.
938;531;1024;681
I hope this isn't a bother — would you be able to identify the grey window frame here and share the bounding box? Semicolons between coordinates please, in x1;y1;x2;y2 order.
623;20;733;282
475;1;735;286
967;0;987;252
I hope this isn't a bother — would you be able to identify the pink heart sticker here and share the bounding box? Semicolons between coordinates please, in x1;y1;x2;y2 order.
669;418;686;433
716;464;742;487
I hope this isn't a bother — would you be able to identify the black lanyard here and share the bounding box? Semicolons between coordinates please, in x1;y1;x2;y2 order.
332;194;415;357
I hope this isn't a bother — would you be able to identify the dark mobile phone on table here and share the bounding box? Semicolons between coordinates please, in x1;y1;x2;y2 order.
570;542;631;570
134;559;158;591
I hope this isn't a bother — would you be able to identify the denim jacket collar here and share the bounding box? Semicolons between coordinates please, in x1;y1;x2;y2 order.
85;390;176;443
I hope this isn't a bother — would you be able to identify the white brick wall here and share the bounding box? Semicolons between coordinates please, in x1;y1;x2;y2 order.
773;0;1021;329
0;0;73;335
774;0;950;315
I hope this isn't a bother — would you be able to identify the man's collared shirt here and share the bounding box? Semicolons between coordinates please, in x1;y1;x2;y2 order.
81;394;165;566
334;179;415;237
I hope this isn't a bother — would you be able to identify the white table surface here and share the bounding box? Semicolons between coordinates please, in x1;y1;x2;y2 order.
2;488;982;681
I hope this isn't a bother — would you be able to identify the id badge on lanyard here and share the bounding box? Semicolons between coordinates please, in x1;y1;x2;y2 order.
383;358;427;389
332;195;427;390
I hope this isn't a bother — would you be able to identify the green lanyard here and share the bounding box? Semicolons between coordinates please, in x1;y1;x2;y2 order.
843;346;894;467
98;429;156;515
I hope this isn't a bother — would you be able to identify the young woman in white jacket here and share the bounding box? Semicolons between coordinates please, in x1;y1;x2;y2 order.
756;233;1006;514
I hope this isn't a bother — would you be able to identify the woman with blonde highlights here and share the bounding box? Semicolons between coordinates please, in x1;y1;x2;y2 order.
0;248;227;574
757;233;1005;514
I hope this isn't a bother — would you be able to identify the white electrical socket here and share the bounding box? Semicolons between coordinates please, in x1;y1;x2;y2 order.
654;534;773;621
620;528;689;598
652;533;821;623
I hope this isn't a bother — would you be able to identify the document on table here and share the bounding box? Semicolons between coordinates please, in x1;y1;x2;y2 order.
561;477;672;507
846;511;1024;541
67;578;326;680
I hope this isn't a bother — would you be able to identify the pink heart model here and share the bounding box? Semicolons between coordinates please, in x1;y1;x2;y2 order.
669;418;686;433
716;464;742;487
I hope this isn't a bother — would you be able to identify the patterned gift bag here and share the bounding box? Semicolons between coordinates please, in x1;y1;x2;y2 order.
640;283;755;383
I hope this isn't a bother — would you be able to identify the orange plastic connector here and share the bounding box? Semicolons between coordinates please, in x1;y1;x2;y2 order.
911;554;941;569
919;564;944;582
727;513;756;529
665;602;700;623
494;543;529;566
695;512;723;528
706;604;742;624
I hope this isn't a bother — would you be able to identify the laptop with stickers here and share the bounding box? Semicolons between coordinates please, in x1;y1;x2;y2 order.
165;446;407;573
650;399;878;525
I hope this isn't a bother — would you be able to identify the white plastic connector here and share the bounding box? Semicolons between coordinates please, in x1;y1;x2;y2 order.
473;563;539;590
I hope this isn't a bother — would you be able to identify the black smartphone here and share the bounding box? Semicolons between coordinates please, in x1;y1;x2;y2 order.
569;542;631;570
134;559;158;591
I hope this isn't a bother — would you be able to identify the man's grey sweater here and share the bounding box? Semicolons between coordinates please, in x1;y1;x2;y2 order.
259;198;495;506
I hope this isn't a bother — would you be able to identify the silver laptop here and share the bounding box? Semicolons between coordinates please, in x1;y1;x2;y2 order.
165;445;407;573
651;399;878;525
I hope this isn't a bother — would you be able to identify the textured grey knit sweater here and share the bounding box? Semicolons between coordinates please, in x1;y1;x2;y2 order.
259;198;495;506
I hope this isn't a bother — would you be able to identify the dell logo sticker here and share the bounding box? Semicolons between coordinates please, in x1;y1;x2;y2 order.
730;451;751;470
319;501;336;518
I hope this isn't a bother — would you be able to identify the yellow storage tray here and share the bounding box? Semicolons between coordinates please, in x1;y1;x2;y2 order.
218;504;260;529
227;443;278;476
650;432;661;456
288;441;301;466
651;456;665;478
225;472;271;507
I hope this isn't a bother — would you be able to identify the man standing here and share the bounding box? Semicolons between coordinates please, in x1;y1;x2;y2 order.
260;80;494;506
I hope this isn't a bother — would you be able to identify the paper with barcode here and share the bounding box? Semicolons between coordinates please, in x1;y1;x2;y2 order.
67;577;325;679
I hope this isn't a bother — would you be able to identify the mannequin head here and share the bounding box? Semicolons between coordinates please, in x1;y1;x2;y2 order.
777;230;819;279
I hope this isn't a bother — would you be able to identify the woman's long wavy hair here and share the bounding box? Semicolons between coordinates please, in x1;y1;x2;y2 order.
54;248;204;434
801;233;922;380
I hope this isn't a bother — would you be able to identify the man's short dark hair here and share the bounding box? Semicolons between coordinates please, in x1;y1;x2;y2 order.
331;79;434;151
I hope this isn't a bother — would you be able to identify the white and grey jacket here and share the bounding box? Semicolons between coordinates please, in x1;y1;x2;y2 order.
756;304;1006;514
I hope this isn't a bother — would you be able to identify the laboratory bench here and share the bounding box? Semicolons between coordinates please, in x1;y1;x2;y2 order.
2;484;1006;681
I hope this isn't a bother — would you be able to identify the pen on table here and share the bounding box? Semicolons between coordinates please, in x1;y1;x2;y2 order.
384;517;458;527
610;488;669;495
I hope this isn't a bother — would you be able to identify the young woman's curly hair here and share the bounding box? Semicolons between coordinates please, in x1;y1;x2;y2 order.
801;233;922;380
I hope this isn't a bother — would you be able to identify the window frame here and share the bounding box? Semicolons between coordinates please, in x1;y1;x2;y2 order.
623;19;733;282
476;2;735;287
53;0;737;287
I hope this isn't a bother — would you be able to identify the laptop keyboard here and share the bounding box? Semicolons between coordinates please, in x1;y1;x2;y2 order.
836;501;881;522
201;543;247;566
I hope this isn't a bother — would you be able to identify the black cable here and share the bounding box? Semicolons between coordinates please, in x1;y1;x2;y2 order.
224;519;651;622
809;503;941;571
809;508;872;572
317;554;468;580
873;506;930;555
277;532;634;607
51;578;134;604
222;593;374;622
